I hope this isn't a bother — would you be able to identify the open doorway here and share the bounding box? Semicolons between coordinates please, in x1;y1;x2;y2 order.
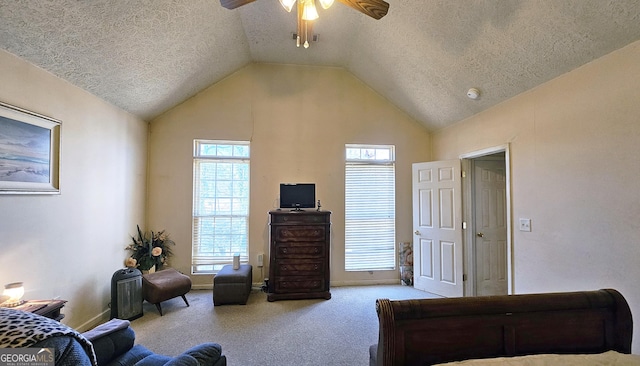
461;145;512;296
411;145;512;298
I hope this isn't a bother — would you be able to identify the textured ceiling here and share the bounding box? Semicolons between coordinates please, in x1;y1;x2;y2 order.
1;1;639;131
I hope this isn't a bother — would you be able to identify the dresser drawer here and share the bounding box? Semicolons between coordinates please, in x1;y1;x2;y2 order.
275;243;325;259
274;276;326;293
275;259;324;276
271;212;329;224
274;226;326;242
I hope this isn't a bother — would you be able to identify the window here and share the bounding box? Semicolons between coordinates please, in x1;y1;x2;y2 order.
192;140;249;274
345;144;396;271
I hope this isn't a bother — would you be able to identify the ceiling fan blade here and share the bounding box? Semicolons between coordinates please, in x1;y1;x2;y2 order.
336;0;389;20
219;0;257;10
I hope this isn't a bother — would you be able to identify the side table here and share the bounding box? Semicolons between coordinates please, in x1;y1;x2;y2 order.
12;299;67;321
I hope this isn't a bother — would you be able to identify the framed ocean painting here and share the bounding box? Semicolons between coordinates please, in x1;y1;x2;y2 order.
0;102;60;194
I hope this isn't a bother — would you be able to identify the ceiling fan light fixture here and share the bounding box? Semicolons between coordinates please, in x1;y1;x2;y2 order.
301;0;319;21
279;0;296;12
319;0;334;10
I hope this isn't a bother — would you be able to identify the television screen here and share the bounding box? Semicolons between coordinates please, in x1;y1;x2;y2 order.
280;183;315;210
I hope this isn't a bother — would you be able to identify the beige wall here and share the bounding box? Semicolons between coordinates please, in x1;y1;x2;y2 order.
432;40;640;351
5;34;636;348
148;63;432;288
0;50;147;330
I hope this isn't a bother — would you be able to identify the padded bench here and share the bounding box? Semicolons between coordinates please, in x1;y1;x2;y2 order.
213;264;252;306
142;268;192;316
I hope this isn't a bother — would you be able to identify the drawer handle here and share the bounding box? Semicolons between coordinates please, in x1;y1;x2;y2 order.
282;248;288;253
314;248;319;253
314;265;318;270
282;266;288;271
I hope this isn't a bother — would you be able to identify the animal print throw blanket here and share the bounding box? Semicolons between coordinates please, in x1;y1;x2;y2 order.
0;307;97;366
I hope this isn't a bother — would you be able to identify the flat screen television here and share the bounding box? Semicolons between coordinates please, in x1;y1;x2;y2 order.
280;183;315;210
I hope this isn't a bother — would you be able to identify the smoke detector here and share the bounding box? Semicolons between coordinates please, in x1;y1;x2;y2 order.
467;88;481;100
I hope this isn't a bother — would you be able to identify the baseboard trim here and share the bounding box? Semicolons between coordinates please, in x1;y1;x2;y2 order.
331;279;401;286
194;280;401;291
191;279;402;290
192;284;214;290
75;309;110;332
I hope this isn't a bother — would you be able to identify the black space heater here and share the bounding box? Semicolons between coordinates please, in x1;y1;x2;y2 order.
110;268;143;320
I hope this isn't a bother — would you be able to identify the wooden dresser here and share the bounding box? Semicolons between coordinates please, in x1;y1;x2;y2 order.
267;210;331;301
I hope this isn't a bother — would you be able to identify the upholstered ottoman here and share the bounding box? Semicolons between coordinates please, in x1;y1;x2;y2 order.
142;268;192;316
213;264;252;306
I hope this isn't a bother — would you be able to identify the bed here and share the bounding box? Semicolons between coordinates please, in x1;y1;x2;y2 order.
370;289;634;366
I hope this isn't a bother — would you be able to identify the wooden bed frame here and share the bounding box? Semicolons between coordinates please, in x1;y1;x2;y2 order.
371;289;633;366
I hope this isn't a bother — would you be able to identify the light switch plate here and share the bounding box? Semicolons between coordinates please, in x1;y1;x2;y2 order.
519;218;531;232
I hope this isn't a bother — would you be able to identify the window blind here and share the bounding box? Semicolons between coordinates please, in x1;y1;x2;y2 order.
345;162;396;271
192;141;249;274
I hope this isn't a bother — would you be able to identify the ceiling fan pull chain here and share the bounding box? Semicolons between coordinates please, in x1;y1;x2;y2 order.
304;21;310;48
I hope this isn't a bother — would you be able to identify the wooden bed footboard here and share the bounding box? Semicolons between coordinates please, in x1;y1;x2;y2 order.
373;289;633;366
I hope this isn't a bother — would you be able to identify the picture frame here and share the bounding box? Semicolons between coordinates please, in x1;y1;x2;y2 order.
0;102;61;194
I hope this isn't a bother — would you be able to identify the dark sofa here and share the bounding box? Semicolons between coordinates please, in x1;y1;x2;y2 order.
81;319;226;366
0;308;226;366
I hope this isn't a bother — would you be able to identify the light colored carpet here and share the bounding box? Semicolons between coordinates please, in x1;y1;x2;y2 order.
130;285;439;366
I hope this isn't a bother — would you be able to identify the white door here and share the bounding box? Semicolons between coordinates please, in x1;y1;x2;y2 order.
474;159;508;296
412;160;464;298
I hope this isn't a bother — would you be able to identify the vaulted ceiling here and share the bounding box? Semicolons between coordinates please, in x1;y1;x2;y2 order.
1;1;639;131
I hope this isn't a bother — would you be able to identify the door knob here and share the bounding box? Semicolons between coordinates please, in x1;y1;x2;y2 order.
477;232;484;238
414;230;420;235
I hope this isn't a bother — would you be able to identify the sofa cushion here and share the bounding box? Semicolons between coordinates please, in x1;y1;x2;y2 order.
182;343;224;364
84;319;130;341
33;336;94;366
138;354;195;366
106;344;154;366
89;326;136;366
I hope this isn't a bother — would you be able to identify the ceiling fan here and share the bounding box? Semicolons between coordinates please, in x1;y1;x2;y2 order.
219;0;390;48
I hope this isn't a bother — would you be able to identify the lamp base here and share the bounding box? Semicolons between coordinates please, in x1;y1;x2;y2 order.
0;299;25;308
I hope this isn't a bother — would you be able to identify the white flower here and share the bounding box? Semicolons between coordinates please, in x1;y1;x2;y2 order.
125;257;137;268
151;247;163;257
